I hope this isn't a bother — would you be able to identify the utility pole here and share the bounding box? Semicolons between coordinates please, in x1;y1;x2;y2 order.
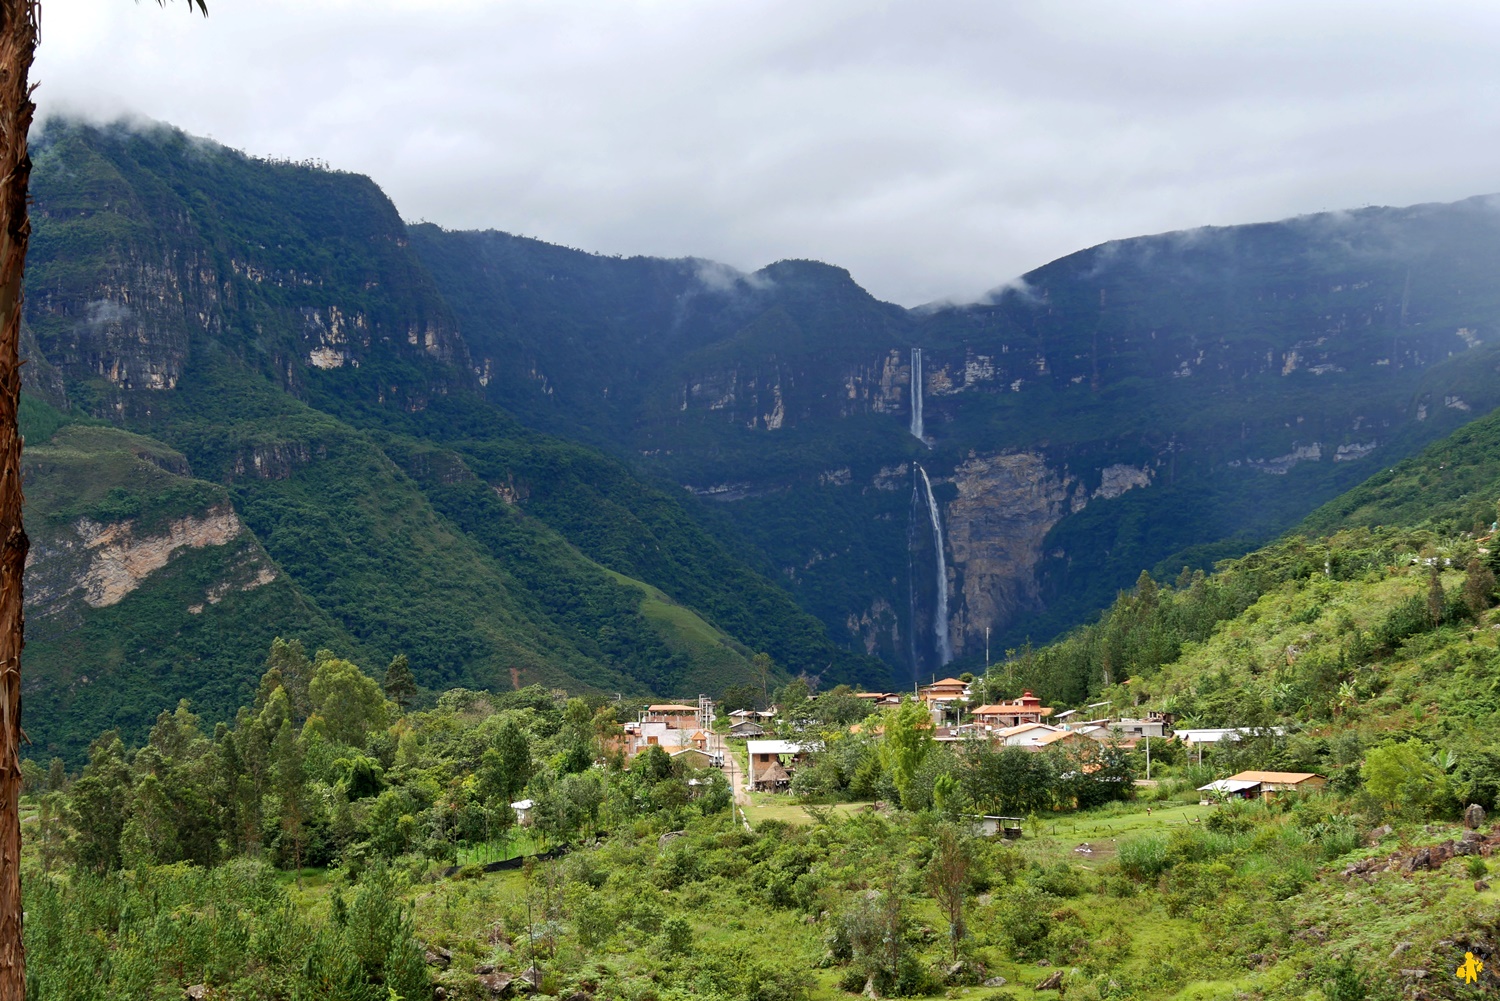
1145;736;1151;782
985;627;990;669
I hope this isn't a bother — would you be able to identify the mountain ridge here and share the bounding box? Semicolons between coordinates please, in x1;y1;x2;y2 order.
22;115;1500;757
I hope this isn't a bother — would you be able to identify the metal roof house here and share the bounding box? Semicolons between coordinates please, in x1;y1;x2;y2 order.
1199;770;1326;801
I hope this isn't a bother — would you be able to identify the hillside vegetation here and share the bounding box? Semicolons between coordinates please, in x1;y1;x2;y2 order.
18;400;1500;999
17;119;884;758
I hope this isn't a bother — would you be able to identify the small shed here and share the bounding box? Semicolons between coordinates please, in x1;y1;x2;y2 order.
968;815;1024;839
670;747;715;770
509;798;535;826
729;720;767;738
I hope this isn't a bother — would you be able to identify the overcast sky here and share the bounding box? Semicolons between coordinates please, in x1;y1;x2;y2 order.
32;0;1500;306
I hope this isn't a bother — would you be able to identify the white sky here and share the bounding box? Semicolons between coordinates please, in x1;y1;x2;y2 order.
32;0;1500;306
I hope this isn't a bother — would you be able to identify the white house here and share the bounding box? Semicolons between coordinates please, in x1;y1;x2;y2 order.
745;740;808;791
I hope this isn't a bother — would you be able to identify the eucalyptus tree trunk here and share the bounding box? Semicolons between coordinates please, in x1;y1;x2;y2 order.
0;2;35;994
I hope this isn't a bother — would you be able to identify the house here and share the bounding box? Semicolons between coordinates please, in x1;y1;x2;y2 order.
1106;716;1172;740
971;691;1055;729
728;720;767;738
623;703;712;758
918;677;970;705
1030;728;1093;749
510;799;535;826
1198;770;1327;802
994;722;1064;747
646;703;702;725
746;740;808;791
1176;726;1285;746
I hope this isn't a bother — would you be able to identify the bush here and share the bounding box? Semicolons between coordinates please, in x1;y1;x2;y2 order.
1116;834;1169;881
660;914;693;955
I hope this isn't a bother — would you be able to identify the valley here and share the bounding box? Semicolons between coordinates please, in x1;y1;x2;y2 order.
16;115;1500;1001
22;119;1500;761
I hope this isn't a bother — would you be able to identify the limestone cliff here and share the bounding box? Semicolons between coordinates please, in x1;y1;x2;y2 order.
940;452;1072;657
27;504;275;618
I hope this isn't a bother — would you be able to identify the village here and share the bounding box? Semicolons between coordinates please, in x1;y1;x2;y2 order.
598;677;1327;822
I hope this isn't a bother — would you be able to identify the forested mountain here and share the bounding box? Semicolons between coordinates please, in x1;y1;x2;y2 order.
20;116;1500;758
19;120;873;760
412;192;1500;671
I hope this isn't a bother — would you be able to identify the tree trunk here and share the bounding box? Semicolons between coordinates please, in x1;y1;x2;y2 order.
0;2;35;997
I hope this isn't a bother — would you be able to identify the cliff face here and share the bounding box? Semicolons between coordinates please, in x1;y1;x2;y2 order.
28;506;263;613
942;452;1073;657
27;123;471;423
416;197;1500;671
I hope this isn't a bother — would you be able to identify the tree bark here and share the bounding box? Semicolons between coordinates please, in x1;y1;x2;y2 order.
0;1;35;997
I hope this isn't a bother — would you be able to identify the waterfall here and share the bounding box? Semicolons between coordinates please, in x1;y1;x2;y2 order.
910;347;924;441
907;480;922;682
917;465;953;666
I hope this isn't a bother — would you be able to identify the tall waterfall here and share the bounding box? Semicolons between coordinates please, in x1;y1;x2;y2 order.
917;465;953;666
910;347;924;441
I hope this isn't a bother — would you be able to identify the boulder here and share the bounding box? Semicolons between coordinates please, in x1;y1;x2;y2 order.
425;946;452;968
1036;971;1065;991
185;988;208;1001
1466;803;1488;829
983;977;1008;987
1478;880;1491;892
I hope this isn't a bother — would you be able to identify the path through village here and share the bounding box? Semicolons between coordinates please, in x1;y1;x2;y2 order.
709;730;753;829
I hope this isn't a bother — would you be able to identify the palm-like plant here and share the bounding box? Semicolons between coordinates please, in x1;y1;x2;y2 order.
0;3;205;994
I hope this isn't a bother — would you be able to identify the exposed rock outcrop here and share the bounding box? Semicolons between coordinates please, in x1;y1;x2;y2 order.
943;452;1072;656
26;506;274;614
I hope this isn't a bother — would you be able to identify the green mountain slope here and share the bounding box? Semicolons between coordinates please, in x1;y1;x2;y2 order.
412;197;1500;677
992;395;1500;803
19;119;879;758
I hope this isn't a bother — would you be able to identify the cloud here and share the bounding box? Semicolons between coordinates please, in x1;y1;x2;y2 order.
31;0;1500;306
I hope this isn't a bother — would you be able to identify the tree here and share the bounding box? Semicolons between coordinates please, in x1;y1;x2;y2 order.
925;824;972;960
65;732;132;873
880;699;933;810
1427;566;1446;627
307;657;393;749
382;653;418;711
0;0;40;976
479;716;532;812
1363;740;1449;816
555;697;595;774
1464;557;1496;617
270;718;309;874
719;683;759;714
265;637;313;722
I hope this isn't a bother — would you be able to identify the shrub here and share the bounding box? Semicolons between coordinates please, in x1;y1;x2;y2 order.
660;914;693;955
1116;833;1169;881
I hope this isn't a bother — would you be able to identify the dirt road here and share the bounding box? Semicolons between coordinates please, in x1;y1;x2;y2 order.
710;731;753;828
